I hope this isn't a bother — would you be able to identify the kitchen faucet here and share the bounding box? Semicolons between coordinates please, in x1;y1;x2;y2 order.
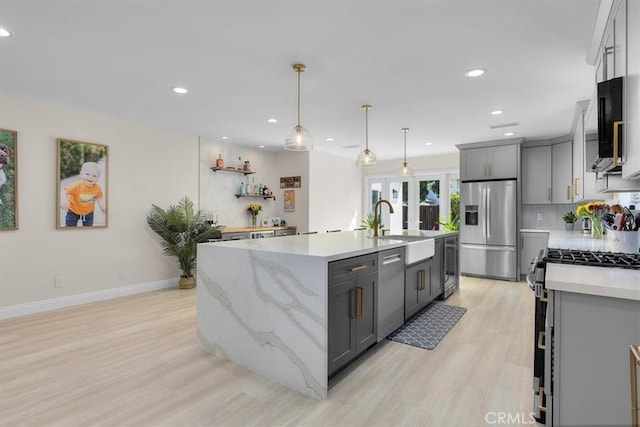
373;199;394;238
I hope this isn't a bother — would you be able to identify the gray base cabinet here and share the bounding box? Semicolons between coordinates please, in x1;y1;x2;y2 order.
328;254;378;376
431;238;444;299
405;258;433;319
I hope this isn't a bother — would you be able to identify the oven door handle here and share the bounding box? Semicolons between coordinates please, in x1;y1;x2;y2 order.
526;257;539;291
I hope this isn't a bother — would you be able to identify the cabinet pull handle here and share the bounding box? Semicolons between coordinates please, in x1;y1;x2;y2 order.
548;188;551;202
349;265;367;272
567;185;571;200
355;287;363;319
630;345;640;426
539;386;547;412
540;290;548;302
613;120;624;166
351;288;357;319
573;177;580;196
537;331;546;350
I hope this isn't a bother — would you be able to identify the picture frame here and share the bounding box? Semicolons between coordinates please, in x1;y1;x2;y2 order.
0;128;18;230
57;138;109;229
280;176;301;189
284;189;295;212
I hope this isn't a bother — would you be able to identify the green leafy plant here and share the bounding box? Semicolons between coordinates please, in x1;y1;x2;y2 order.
146;196;220;279
438;192;460;231
361;212;383;230
562;211;578;223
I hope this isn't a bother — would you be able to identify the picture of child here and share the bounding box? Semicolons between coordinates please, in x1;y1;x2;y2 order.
61;161;106;227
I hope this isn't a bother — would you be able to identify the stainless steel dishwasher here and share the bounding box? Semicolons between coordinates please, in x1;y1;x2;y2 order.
377;247;405;342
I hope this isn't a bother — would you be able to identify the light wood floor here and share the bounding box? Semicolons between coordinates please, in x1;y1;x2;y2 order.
0;276;535;427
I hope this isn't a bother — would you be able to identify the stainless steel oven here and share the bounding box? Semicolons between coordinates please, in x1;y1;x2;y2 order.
526;248;640;425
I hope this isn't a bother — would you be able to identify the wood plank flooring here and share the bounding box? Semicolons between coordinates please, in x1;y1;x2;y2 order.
0;276;535;426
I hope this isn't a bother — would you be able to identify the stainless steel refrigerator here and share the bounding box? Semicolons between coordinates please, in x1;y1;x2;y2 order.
459;179;517;281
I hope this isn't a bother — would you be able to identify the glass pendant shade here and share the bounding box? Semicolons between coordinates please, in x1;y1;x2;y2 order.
285;63;312;151
356;148;378;167
285;125;313;151
357;104;377;167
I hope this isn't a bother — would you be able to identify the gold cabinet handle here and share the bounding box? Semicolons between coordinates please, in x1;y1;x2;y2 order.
613;120;624;166
349;265;367;272
354;287;363;319
537;331;546;350
540;290;548;302
539;386;547;412
567;185;571;200
631;345;640;427
573;177;580;196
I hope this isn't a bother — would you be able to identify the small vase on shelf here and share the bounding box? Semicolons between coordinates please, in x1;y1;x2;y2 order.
251;214;257;227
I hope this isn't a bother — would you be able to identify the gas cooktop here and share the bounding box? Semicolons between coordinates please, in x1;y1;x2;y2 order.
544;248;640;270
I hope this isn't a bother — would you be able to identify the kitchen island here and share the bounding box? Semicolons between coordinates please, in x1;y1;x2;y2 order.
196;229;455;399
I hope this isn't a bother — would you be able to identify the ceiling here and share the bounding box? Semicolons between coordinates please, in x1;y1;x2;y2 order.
0;0;600;161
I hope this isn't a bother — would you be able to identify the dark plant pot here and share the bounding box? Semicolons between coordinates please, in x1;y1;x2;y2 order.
564;222;575;231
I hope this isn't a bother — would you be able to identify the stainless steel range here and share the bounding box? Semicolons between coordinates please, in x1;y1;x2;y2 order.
526;248;640;424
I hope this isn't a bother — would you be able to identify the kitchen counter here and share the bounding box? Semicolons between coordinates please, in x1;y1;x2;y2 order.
196;229;455;399
546;263;640;301
220;225;296;234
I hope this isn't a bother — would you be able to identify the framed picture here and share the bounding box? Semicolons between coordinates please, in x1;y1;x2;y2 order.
280;176;301;189
284;189;295;212
57;138;108;229
0;129;18;230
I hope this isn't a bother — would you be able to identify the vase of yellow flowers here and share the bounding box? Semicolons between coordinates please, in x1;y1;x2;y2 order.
248;203;261;227
576;201;608;239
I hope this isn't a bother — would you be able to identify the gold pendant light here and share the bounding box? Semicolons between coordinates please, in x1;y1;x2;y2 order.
356;104;377;167
399;128;413;176
285;63;313;151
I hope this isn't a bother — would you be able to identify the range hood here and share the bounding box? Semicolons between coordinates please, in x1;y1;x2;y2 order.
595;173;640;193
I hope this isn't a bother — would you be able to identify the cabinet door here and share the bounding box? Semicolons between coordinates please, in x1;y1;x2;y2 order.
460;148;489;181
520;232;549;276
405;262;428;319
571;111;585;202
355;272;378;353
418;259;433;308
488;144;518;179
622;0;639;179
552;141;573;204
522;146;551;204
613;0;626;79
430;239;444;299
328;280;357;375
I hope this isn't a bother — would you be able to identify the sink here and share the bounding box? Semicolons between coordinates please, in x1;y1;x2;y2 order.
377;235;435;264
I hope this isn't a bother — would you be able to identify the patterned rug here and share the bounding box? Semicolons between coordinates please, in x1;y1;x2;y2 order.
387;302;467;350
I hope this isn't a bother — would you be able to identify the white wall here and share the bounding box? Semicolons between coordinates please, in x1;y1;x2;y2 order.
199;138;278;227
309;150;363;232
0;96;198;310
274;151;310;232
366;152;459;175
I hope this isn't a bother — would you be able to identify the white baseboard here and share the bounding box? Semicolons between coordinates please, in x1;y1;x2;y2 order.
0;279;176;320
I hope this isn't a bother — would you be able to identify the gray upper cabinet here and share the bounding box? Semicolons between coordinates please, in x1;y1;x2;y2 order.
460;144;518;181
552;141;573;204
522;146;552;205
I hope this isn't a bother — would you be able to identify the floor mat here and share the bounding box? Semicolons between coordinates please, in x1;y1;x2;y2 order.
387;301;467;350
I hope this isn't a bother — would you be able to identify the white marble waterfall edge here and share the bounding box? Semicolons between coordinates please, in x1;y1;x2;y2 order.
197;243;328;399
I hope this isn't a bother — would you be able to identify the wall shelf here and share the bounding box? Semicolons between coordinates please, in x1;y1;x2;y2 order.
211;167;255;176
235;194;276;200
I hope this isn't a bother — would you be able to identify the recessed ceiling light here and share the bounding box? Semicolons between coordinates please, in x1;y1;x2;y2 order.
490;110;504;115
221;136;229;140
325;138;335;142
504;132;515;136
465;68;485;78
0;27;12;37
424;142;433;146
266;118;278;123
259;145;265;148
171;87;188;94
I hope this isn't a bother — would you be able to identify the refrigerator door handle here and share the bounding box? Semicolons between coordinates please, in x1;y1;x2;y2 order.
482;187;487;239
486;186;491;238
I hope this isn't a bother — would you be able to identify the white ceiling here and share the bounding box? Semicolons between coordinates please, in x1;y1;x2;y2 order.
0;0;600;161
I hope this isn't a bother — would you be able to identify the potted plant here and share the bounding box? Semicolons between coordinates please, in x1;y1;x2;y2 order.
562;211;578;231
146;196;220;289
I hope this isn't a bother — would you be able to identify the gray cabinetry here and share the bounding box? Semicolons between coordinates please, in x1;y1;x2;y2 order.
405;258;432;319
460;144;518;181
551;141;573;204
520;231;548;276
328;254;378;376
377;248;405;341
522;146;552;204
430;238;444;299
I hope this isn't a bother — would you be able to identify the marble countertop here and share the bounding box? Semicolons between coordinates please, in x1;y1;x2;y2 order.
546;263;640;301
220;226;296;234
202;229;457;262
547;229;639;253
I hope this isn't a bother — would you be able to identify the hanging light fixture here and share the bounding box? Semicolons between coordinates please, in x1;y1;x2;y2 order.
285;63;313;151
356;104;377;167
399;128;413;176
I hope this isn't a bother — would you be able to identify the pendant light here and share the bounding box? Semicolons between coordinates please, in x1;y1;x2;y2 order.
399;128;413;176
356;104;377;167
285;63;313;151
